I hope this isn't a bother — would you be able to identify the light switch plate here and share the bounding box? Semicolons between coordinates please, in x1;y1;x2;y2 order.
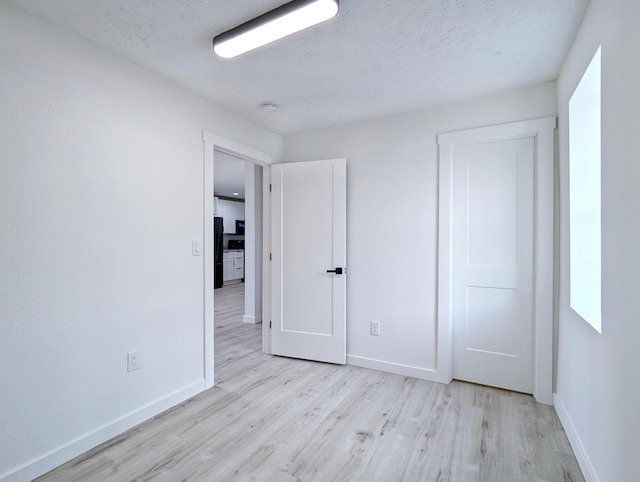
192;239;201;256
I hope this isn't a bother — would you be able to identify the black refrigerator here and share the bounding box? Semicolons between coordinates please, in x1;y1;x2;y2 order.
214;216;224;289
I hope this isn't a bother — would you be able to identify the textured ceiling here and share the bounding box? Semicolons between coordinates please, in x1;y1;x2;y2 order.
4;0;589;135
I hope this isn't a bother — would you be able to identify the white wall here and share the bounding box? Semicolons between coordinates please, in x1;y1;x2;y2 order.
244;163;263;324
555;0;640;480
0;5;282;481
284;82;557;379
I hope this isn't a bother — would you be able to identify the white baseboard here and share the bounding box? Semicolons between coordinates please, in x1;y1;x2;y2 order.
2;380;206;482
553;393;599;482
346;355;444;383
243;315;261;324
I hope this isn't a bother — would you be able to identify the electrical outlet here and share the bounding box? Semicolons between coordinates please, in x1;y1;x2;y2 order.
370;321;380;336
127;350;141;372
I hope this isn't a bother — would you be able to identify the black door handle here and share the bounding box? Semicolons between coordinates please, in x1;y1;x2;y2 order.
326;267;343;275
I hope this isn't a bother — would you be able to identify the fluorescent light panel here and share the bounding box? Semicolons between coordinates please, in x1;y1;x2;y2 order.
213;0;339;58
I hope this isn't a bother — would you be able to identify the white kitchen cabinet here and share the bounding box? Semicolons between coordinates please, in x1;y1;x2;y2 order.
218;200;231;232
233;252;244;280
231;201;244;232
218;199;244;233
217;199;226;227
222;250;244;283
222;254;234;282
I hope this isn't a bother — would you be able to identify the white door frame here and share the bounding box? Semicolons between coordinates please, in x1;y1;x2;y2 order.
202;131;275;389
437;117;556;404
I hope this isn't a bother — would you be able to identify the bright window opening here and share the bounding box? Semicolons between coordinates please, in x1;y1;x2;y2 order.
569;46;602;333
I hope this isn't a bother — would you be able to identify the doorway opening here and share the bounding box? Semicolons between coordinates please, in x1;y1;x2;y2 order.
213;149;264;384
202;131;274;389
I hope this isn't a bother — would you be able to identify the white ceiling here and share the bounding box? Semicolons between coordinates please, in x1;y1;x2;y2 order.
4;0;588;135
214;150;247;199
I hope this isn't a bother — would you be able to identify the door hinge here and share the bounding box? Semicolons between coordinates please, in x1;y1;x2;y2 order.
269;321;272;329
269;184;272;192
270;253;272;261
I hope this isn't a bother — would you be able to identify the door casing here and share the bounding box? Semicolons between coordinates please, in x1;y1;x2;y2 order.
437;117;556;404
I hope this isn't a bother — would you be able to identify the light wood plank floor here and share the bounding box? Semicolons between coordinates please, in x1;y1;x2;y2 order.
38;283;584;481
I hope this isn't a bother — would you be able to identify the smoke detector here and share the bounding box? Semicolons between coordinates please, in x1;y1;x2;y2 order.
261;101;279;113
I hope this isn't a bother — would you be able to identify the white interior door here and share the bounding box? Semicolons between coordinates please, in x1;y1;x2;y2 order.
452;138;534;393
271;159;346;364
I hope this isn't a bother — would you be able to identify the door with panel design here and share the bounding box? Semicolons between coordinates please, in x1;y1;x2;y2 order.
452;138;534;393
270;159;346;364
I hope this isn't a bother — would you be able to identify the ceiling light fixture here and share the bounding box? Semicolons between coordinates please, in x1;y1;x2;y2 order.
212;0;339;59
